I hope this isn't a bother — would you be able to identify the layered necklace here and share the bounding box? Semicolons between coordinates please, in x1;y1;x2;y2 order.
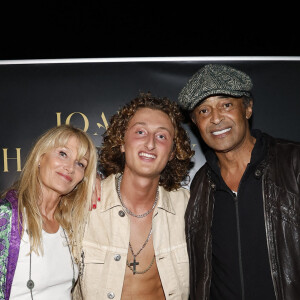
26;228;75;299
116;174;158;274
117;174;159;218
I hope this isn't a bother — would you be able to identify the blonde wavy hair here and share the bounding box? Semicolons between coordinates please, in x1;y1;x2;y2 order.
9;124;97;259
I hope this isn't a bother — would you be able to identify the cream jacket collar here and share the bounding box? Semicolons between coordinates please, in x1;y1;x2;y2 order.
99;174;176;215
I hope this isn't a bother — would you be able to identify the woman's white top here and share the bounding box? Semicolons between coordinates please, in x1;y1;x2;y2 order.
10;226;78;300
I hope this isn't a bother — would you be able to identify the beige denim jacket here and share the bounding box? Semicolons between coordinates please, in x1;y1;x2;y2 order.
77;174;190;300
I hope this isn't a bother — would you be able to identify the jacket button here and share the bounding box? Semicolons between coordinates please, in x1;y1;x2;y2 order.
118;210;125;217
211;183;216;190
114;254;121;261
107;292;115;299
254;169;262;178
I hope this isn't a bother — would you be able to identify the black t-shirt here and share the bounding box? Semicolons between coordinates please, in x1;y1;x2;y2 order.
206;129;276;300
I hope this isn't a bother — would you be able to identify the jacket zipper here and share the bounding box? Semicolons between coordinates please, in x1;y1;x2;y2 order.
231;163;253;300
262;176;278;299
233;192;245;300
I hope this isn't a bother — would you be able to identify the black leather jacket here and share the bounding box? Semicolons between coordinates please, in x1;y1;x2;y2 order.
185;133;300;300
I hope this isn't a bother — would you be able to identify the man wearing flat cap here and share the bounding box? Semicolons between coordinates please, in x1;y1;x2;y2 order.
178;64;300;300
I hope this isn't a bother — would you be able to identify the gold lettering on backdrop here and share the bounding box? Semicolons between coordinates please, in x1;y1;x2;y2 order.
56;112;109;135
56;112;89;132
94;112;109;135
56;112;62;126
3;148;22;172
66;112;89;132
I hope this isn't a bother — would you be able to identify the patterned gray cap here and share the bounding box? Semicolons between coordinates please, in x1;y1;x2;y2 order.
178;64;253;110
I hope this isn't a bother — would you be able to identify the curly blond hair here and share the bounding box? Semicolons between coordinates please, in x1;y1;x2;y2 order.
99;93;194;191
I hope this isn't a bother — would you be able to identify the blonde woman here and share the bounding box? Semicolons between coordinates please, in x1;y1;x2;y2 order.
0;124;97;300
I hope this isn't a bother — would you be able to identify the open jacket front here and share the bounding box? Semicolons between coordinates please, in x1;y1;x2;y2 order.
77;174;190;300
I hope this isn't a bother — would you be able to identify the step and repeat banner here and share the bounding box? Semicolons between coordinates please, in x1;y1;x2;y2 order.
1;58;300;191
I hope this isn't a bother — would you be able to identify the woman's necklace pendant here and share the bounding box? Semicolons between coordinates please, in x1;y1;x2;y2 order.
27;279;34;290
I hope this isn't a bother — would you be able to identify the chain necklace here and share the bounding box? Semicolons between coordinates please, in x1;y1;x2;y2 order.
117;174;159;218
26;228;75;299
126;227;154;275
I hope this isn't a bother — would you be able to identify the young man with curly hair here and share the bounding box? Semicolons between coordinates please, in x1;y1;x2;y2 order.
76;93;194;300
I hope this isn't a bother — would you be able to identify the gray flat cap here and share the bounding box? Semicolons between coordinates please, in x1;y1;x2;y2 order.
178;64;253;110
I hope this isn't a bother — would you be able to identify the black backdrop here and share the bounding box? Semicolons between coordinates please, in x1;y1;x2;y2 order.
1;57;300;191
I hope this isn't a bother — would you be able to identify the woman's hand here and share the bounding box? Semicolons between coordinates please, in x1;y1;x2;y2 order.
90;174;101;210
